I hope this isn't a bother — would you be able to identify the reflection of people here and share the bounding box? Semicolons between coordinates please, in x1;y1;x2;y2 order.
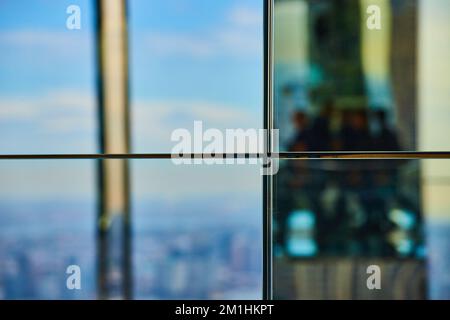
288;102;334;152
340;109;372;151
287;107;402;153
279;104;412;257
309;102;332;151
372;109;401;151
288;110;310;152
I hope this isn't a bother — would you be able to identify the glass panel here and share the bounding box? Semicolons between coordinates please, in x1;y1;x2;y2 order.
129;0;264;153
273;159;450;300
0;160;96;299
132;161;263;299
0;1;97;154
274;0;450;152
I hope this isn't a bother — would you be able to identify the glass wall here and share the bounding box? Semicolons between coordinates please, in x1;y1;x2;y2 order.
129;0;263;153
273;0;450;300
0;0;97;299
273;159;450;300
132;162;262;299
0;161;96;299
0;0;264;300
1;0;450;301
274;0;450;152
0;0;97;154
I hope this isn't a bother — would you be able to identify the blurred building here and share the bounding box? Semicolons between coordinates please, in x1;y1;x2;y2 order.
273;0;428;299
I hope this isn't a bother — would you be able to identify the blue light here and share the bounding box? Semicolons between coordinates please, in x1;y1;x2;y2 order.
286;239;318;257
287;210;315;230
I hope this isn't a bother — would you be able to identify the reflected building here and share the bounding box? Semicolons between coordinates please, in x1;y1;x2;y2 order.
273;0;426;299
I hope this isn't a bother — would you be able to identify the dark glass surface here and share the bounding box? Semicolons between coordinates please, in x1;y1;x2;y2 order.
273;159;450;299
274;0;450;152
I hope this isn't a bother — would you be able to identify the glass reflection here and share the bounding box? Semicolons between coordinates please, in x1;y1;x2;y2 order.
0;0;97;154
0;161;96;299
273;159;450;299
129;0;263;153
275;159;424;258
132;161;263;299
274;0;450;152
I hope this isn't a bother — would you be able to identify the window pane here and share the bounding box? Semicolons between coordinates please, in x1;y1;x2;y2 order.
0;160;96;299
273;159;450;300
129;0;263;153
0;1;97;154
274;0;450;152
132;161;263;299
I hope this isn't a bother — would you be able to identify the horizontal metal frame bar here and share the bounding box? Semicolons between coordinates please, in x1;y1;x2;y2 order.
1;152;450;160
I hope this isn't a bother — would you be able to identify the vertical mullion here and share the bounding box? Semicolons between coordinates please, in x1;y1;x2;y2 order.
96;0;131;300
263;0;274;300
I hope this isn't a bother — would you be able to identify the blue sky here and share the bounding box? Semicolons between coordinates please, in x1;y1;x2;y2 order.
0;0;264;202
0;0;263;154
0;0;96;154
129;0;263;152
0;0;95;96
0;0;449;222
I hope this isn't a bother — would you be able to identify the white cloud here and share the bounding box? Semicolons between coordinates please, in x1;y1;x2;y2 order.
228;5;263;28
143;32;215;58
140;5;262;59
132;160;261;201
0;99;38;119
130;100;263;201
0;94;261;200
132;99;261;151
0;91;259;150
0;30;92;58
0;90;96;135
